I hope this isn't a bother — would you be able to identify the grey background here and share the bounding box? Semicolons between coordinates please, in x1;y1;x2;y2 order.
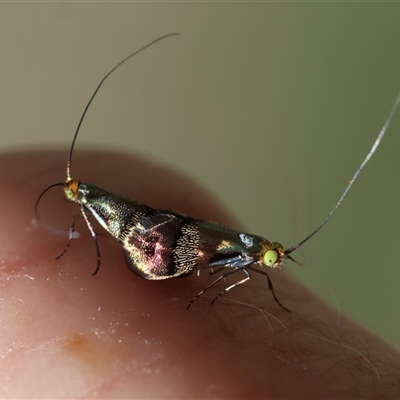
1;4;400;348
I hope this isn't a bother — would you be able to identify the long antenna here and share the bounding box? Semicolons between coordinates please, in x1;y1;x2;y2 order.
66;32;180;180
286;91;400;255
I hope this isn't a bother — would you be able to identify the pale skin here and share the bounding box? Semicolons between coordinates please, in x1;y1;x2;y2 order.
0;150;399;399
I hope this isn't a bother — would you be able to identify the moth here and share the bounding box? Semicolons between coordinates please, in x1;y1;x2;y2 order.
35;33;400;311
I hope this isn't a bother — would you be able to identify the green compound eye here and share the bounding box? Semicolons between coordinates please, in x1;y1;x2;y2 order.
263;249;279;267
65;188;74;200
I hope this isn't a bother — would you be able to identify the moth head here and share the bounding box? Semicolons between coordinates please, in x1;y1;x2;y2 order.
64;179;80;202
261;241;286;269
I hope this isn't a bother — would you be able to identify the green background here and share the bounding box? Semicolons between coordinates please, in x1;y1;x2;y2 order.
1;4;400;348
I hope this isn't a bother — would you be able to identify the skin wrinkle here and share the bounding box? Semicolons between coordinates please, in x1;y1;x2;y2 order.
0;150;399;398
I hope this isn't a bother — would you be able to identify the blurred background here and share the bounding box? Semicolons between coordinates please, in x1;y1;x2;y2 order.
1;4;400;348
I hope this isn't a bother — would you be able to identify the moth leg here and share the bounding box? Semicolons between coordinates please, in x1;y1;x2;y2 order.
209;266;225;275
186;273;227;310
247;266;291;312
196;266;224;277
56;214;78;260
187;263;248;309
187;256;256;309
210;268;251;305
79;206;101;276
